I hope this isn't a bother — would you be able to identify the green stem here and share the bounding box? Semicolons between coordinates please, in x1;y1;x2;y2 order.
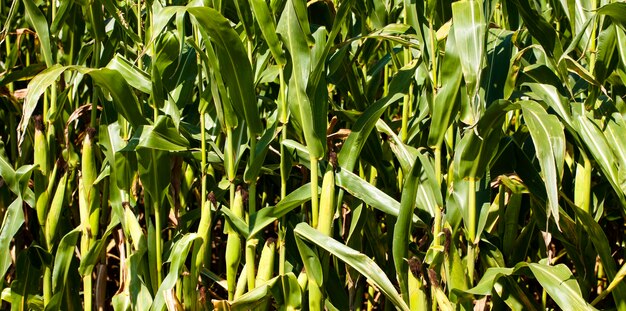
82;231;92;311
153;198;163;284
246;134;258;292
278;66;288;276
137;0;143;69
589;0;598;74
89;4;100;128
248;137;257;215
5;35;13;93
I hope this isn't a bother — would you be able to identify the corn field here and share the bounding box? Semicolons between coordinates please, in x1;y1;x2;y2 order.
2;0;626;309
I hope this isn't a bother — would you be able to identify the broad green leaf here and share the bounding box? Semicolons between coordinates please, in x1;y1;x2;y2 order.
557;0;592;52
77;67;148;128
0;198;25;280
232;0;255;41
137;149;170;205
269;273;302;310
596;2;626;25
294;223;410;311
393;156;422;303
509;0;563;61
250;0;286;65
188;7;262;135
151;233;200;311
521;100;565;227
18;64;67;148
428;24;462;148
377;120;442;217
243;122;279;183
107;55;152;94
452;0;485;98
594;24;616;85
294;230;324;287
570;204;626;310
221;206;250;238
528;263;594;311
574;115;625;206
48;227;81;310
467;262;596;310
337;60;417;171
277;0;324;159
526;83;573;127
78;217;121;276
455;100;516;179
23;0;54;67
136;116;190;151
249;183;313;237
11;246;45;311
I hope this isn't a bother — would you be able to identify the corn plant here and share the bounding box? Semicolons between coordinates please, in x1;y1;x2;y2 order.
2;0;626;310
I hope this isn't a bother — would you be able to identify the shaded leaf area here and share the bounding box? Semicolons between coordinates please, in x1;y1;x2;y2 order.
2;0;626;310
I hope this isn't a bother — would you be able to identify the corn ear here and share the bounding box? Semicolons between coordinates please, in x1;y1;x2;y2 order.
245;239;258;291
254;238;276;285
234;262;248;300
196;197;215;268
317;167;335;236
254;238;276;311
226;188;244;300
34;116;50;226
45;172;67;247
81;127;100;238
408;257;428;310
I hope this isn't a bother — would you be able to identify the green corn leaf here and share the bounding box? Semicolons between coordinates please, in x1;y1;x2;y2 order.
134;116;190;152
78;217;121;276
393;156;422;303
454;101;513;179
243;121;279;183
335;166;426;227
17;64;66;148
0;198;25;281
596;2;626;25
232;0;255;41
151;233;200;311
107;55;152;94
557;0;592;52
188;7;263;135
137;149;170;206
249;183;313;237
23;0;54;67
337;60;417;171
521;100;565;227
250;0;286;65
294;223;410;311
11;246;46;311
428;24;462;148
509;0;563;61
570;203;626;310
467;262;596;310
574;115;625;206
48;227;81;310
278;0;324;159
269;273;302;310
452;0;485;99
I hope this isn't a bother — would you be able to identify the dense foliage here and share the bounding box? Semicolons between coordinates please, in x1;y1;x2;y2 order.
2;0;626;309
